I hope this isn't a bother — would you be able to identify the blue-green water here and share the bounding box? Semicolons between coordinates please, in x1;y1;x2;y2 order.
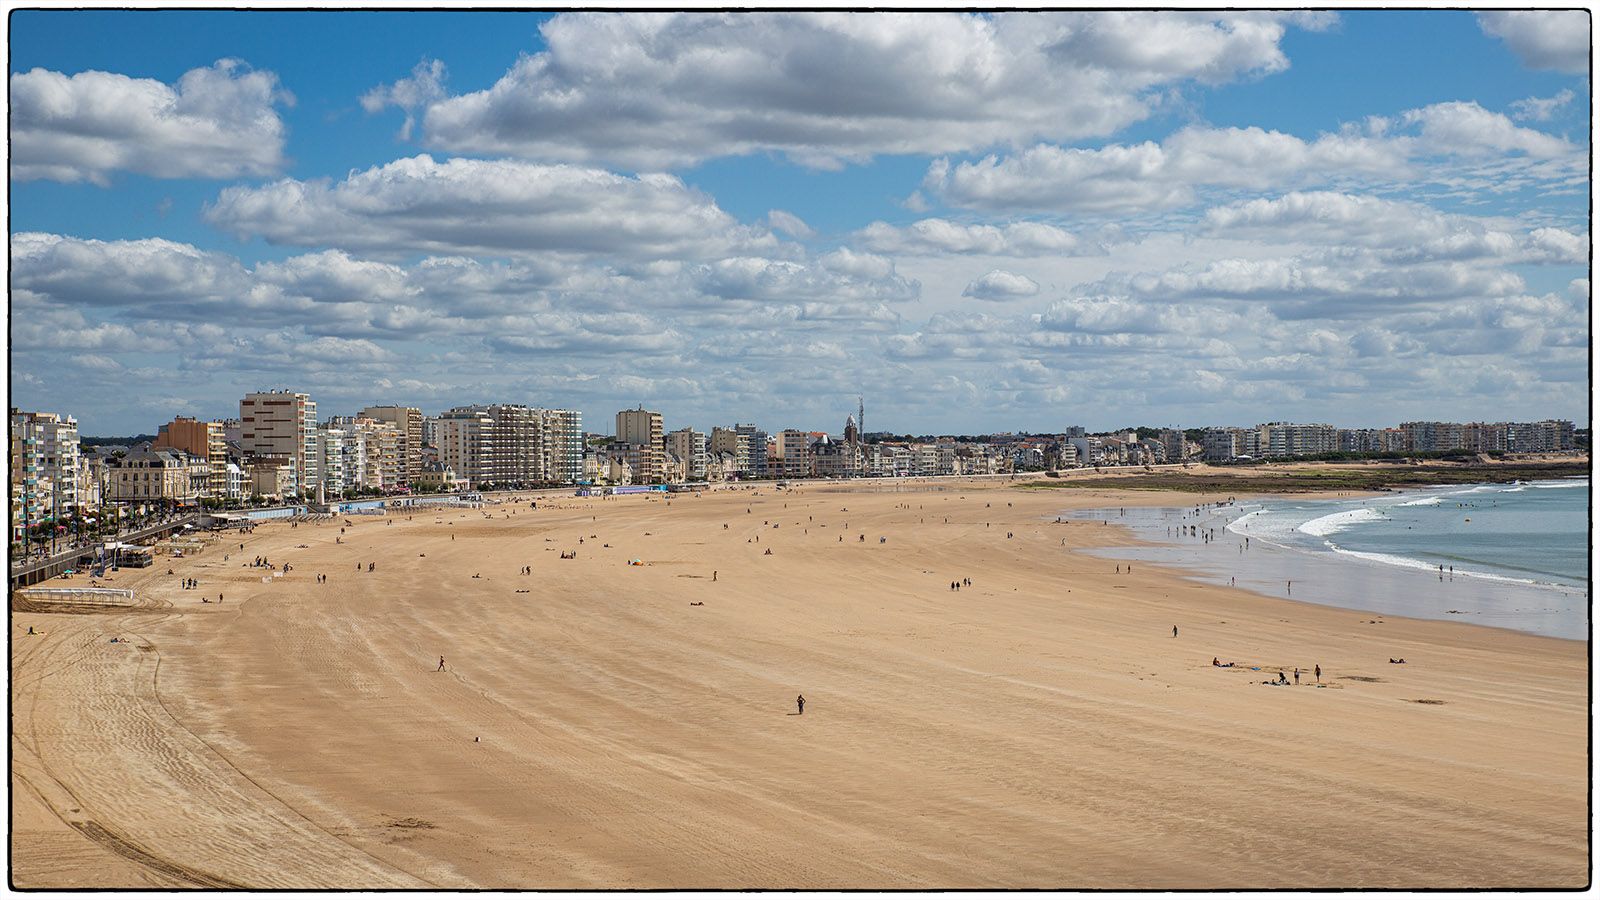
1075;477;1589;639
1241;477;1588;589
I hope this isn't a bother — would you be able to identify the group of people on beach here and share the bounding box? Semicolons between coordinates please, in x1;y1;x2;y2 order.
1212;657;1322;685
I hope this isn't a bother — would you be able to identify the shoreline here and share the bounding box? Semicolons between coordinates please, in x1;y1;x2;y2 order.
1069;481;1588;642
11;479;1588;888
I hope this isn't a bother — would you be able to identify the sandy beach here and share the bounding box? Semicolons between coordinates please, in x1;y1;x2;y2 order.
10;480;1588;888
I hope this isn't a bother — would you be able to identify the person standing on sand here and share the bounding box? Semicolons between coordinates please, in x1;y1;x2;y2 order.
438;656;446;672
1314;664;1321;683
1294;667;1300;684
1172;625;1179;638
713;571;718;582
797;694;805;715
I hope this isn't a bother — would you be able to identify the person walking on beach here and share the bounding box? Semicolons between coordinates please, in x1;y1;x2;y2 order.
1294;667;1300;684
1314;664;1321;683
1172;625;1179;638
438;656;446;672
796;694;805;715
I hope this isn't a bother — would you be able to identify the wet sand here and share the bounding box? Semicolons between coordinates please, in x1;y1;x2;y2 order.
1079;502;1590;640
11;481;1588;888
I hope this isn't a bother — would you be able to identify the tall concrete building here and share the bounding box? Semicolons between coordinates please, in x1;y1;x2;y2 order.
776;429;810;478
240;391;318;496
710;427;749;476
153;416;227;497
667;427;708;481
10;409;80;544
540;408;584;484
359;406;423;485
1259;422;1337;458
616;407;665;484
436;407;493;489
735;424;768;477
321;417;401;495
436;405;546;488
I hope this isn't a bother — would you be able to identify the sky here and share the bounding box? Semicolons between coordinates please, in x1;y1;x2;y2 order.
8;9;1592;436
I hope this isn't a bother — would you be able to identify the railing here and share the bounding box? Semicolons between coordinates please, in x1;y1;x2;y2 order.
9;514;198;589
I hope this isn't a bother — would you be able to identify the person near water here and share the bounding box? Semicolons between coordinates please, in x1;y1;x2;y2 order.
797;694;805;715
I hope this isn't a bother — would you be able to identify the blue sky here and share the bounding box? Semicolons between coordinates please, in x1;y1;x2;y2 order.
9;10;1591;435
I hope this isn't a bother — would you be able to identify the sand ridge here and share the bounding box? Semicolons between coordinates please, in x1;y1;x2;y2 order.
10;481;1588;888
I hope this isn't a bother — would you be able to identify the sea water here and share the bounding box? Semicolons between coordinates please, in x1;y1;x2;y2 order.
1072;477;1590;640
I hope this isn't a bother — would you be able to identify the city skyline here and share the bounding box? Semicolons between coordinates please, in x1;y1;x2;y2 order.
11;10;1592;435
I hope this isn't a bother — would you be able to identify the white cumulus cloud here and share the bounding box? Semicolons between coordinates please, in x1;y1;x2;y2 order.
392;11;1328;169
963;269;1041;301
926;101;1575;214
1478;11;1590;75
11;59;291;184
204;155;782;261
857;218;1087;256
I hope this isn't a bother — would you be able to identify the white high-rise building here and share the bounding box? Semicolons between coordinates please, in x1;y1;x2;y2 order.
10;409;80;545
539;408;584;484
436;405;546;488
437;407;493;489
667;427;708;481
359;406;423;485
319;417;400;496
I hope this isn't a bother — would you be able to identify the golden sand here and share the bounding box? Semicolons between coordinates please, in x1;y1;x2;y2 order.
10;481;1587;888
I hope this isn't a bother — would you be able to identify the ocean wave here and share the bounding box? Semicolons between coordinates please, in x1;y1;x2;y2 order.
1327;545;1577;591
1225;509;1265;533
1532;479;1588;489
1297;507;1386;537
1396;497;1442;507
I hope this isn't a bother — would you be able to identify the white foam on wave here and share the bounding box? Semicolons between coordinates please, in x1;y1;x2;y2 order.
1532;479;1588;489
1225;509;1265;533
1327;545;1576;591
1297;507;1386;538
1396;496;1442;507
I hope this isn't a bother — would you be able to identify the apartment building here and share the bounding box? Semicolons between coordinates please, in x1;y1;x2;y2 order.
735;424;768;477
106;448;204;504
616;407;665;484
153;416;227;497
359;406;423;484
776;429;810;478
666;427;708;481
435;405;548;488
1259;422;1337;458
540;408;584;485
1399;421;1466;453
11;409;81;543
710;427;750;477
239;391;318;496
